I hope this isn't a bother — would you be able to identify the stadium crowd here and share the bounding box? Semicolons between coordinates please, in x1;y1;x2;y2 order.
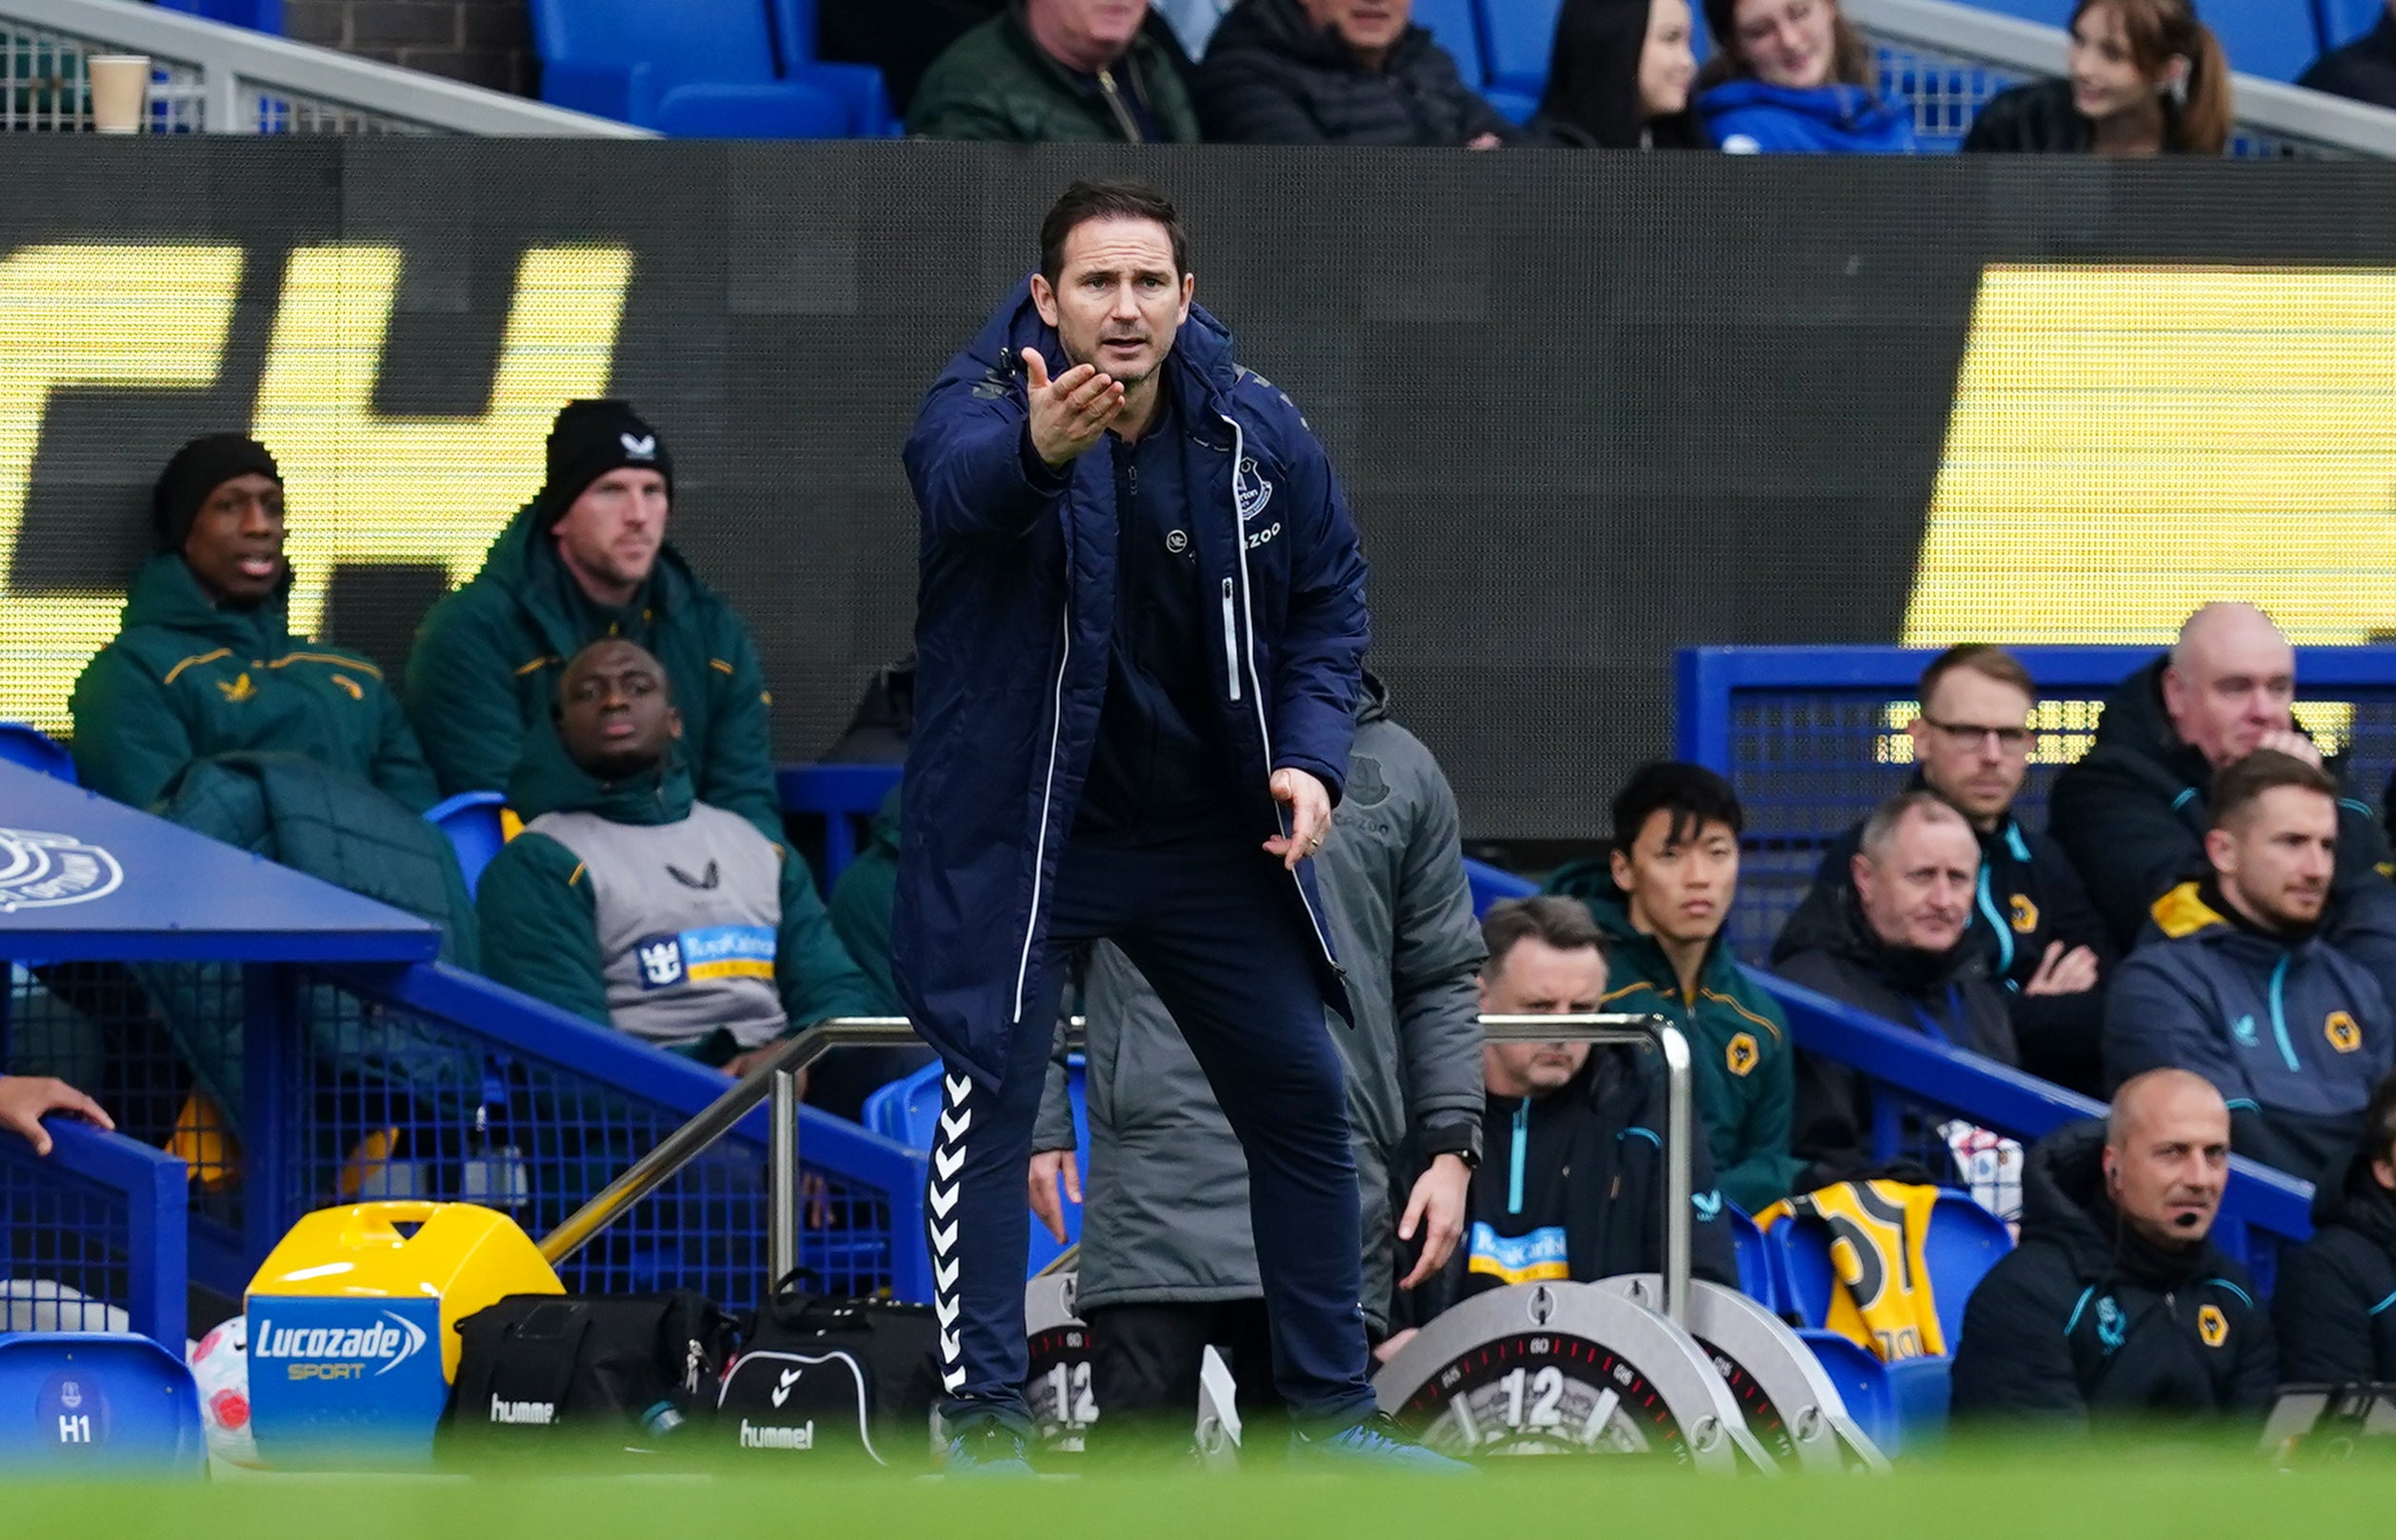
888;0;2256;154
20;168;2396;1458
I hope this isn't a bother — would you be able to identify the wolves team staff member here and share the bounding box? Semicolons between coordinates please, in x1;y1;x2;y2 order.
2273;1070;2396;1384
1951;1070;2277;1424
897;180;1449;1472
406;402;781;836
72;434;438;812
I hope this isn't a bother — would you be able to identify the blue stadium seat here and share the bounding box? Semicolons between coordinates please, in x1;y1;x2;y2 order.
529;0;890;136
1482;0;1565;99
1922;1190;2013;1350
423;790;508;899
0;723;74;784
1726;1201;1781;1310
1411;0;1488;86
1463;855;1536;918
779;762;902;890
1772;1212;1838;1329
0;1333;204;1474
1795;1328;1950;1458
2318;0;2380;48
867;1057;1091;1275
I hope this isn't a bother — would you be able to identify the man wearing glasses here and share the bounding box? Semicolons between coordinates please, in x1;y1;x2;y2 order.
1791;645;2112;1094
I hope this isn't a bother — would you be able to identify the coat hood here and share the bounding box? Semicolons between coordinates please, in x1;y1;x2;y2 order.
2022;1119;2228;1290
1697;78;1903;130
1355;668;1390;727
468;499;709;659
1769;866;1989;995
118;551;294;650
2314;1139;2396;1248
507;732;696;828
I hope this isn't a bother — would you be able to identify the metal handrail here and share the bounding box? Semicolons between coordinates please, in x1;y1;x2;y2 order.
0;0;651;134
1845;0;2396;157
541;1009;1698;1327
536;1015;923;1268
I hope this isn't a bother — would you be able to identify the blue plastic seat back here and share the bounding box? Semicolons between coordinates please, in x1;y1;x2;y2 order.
656;83;849;137
1483;0;1565;95
424;790;508;900
0;1333;205;1475
1726;1202;1780;1310
2205;1;2322;81
1410;0;1488;85
780;763;902;889
0;723;76;784
2319;0;2379;47
1923;1190;2013;1350
1464;855;1536;918
531;0;780;88
868;1058;1090;1276
1772;1213;1838;1329
1794;1328;1891;1446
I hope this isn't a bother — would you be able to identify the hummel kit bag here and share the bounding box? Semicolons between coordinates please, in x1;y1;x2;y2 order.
443;1290;734;1453
715;1280;942;1464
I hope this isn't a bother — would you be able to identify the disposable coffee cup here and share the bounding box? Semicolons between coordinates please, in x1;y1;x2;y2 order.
88;54;150;133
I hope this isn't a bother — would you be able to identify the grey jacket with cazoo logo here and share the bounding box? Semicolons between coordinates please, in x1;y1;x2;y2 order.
1034;673;1487;1333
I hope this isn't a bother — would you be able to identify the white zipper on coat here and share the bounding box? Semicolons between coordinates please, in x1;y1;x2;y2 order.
1013;604;1071;1023
1220;409;1341;976
1220;579;1242;702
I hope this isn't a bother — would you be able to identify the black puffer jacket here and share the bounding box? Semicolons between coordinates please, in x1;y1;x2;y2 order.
2047;654;2388;952
1195;0;1511;145
2273;1143;2396;1385
1951;1122;2278;1424
1770;877;2019;1182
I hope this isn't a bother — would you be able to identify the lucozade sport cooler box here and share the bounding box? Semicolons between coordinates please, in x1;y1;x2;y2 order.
247;1201;561;1465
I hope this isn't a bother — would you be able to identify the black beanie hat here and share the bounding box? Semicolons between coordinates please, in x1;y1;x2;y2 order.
537;400;672;530
152;434;281;553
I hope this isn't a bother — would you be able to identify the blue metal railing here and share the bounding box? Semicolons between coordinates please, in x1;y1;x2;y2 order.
0;1117;188;1349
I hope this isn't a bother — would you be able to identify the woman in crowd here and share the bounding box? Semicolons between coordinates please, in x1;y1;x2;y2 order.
1530;0;1705;149
1963;0;2229;154
1694;0;1916;152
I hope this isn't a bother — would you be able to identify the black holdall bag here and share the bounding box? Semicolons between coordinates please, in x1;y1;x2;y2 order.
443;1290;735;1455
716;1277;942;1465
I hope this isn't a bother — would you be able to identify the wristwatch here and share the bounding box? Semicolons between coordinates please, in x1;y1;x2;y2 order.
1422;1123;1483;1170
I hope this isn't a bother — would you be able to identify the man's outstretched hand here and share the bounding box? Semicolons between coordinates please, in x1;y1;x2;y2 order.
0;1076;111;1157
1266;768;1332;871
1024;348;1125;468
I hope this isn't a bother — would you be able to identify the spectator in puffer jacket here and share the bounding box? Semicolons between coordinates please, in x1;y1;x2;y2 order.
2105;750;2393;1185
1196;0;1511;144
1951;1070;2277;1425
908;0;1200;141
2273;1070;2396;1386
1772;790;2019;1185
1963;0;2229;155
1694;0;1916;151
1029;671;1485;1447
474;639;878;1076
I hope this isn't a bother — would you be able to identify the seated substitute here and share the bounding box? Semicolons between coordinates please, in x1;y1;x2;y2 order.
1029;671;1487;1447
1951;1070;2276;1424
2273;1069;2396;1385
2048;602;2389;955
908;0;1199;141
1772;790;2021;1183
473;639;879;1075
1796;646;2110;1093
1394;895;1737;1337
70;434;438;813
405;401;781;836
2105;751;2393;1185
1196;0;1511;145
1546;763;1801;1215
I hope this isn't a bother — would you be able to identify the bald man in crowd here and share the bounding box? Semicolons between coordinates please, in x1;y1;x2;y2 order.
2049;603;2390;952
1950;1070;2277;1424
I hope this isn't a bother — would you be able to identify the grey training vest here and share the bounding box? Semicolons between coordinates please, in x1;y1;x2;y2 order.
524;801;787;1050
